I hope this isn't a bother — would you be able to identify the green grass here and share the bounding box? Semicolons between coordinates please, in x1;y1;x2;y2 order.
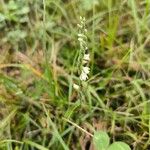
0;0;150;149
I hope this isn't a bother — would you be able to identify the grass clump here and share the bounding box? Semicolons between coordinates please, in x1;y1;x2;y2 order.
0;0;150;150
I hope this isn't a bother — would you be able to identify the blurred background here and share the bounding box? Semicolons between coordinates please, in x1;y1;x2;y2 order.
0;0;150;150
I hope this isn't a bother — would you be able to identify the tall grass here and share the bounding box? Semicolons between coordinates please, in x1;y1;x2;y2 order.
0;0;150;149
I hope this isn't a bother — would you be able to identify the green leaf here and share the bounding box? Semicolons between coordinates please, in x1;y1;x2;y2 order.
108;142;131;150
93;131;110;150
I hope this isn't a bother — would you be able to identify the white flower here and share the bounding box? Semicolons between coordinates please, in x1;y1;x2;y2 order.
78;38;83;42
78;33;83;37
73;84;79;90
83;54;90;61
80;16;83;20
78;34;87;39
77;24;83;28
79;67;90;81
80;72;88;81
82;66;90;74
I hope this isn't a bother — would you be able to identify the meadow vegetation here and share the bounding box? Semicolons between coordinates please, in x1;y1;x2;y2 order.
0;0;150;149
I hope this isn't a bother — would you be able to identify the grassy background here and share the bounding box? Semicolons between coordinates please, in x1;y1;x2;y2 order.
0;0;150;149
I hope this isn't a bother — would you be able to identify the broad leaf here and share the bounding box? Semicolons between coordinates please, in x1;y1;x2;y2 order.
108;142;131;150
93;131;110;150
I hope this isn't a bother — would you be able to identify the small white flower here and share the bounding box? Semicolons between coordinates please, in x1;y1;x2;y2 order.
83;54;90;61
78;33;83;37
80;72;88;81
78;38;83;42
82;66;90;74
84;29;87;32
80;16;83;20
73;84;79;90
78;34;87;39
77;24;83;28
78;38;86;45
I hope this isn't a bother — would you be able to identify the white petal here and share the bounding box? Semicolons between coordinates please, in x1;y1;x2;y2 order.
83;54;90;61
78;34;84;37
78;38;83;42
80;72;88;81
83;67;90;74
73;84;79;90
78;34;87;39
80;16;83;20
77;24;82;28
83;60;88;64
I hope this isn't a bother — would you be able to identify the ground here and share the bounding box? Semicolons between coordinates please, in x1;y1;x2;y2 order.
0;0;150;150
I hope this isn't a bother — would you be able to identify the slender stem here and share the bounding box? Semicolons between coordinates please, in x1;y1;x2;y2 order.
63;117;93;137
